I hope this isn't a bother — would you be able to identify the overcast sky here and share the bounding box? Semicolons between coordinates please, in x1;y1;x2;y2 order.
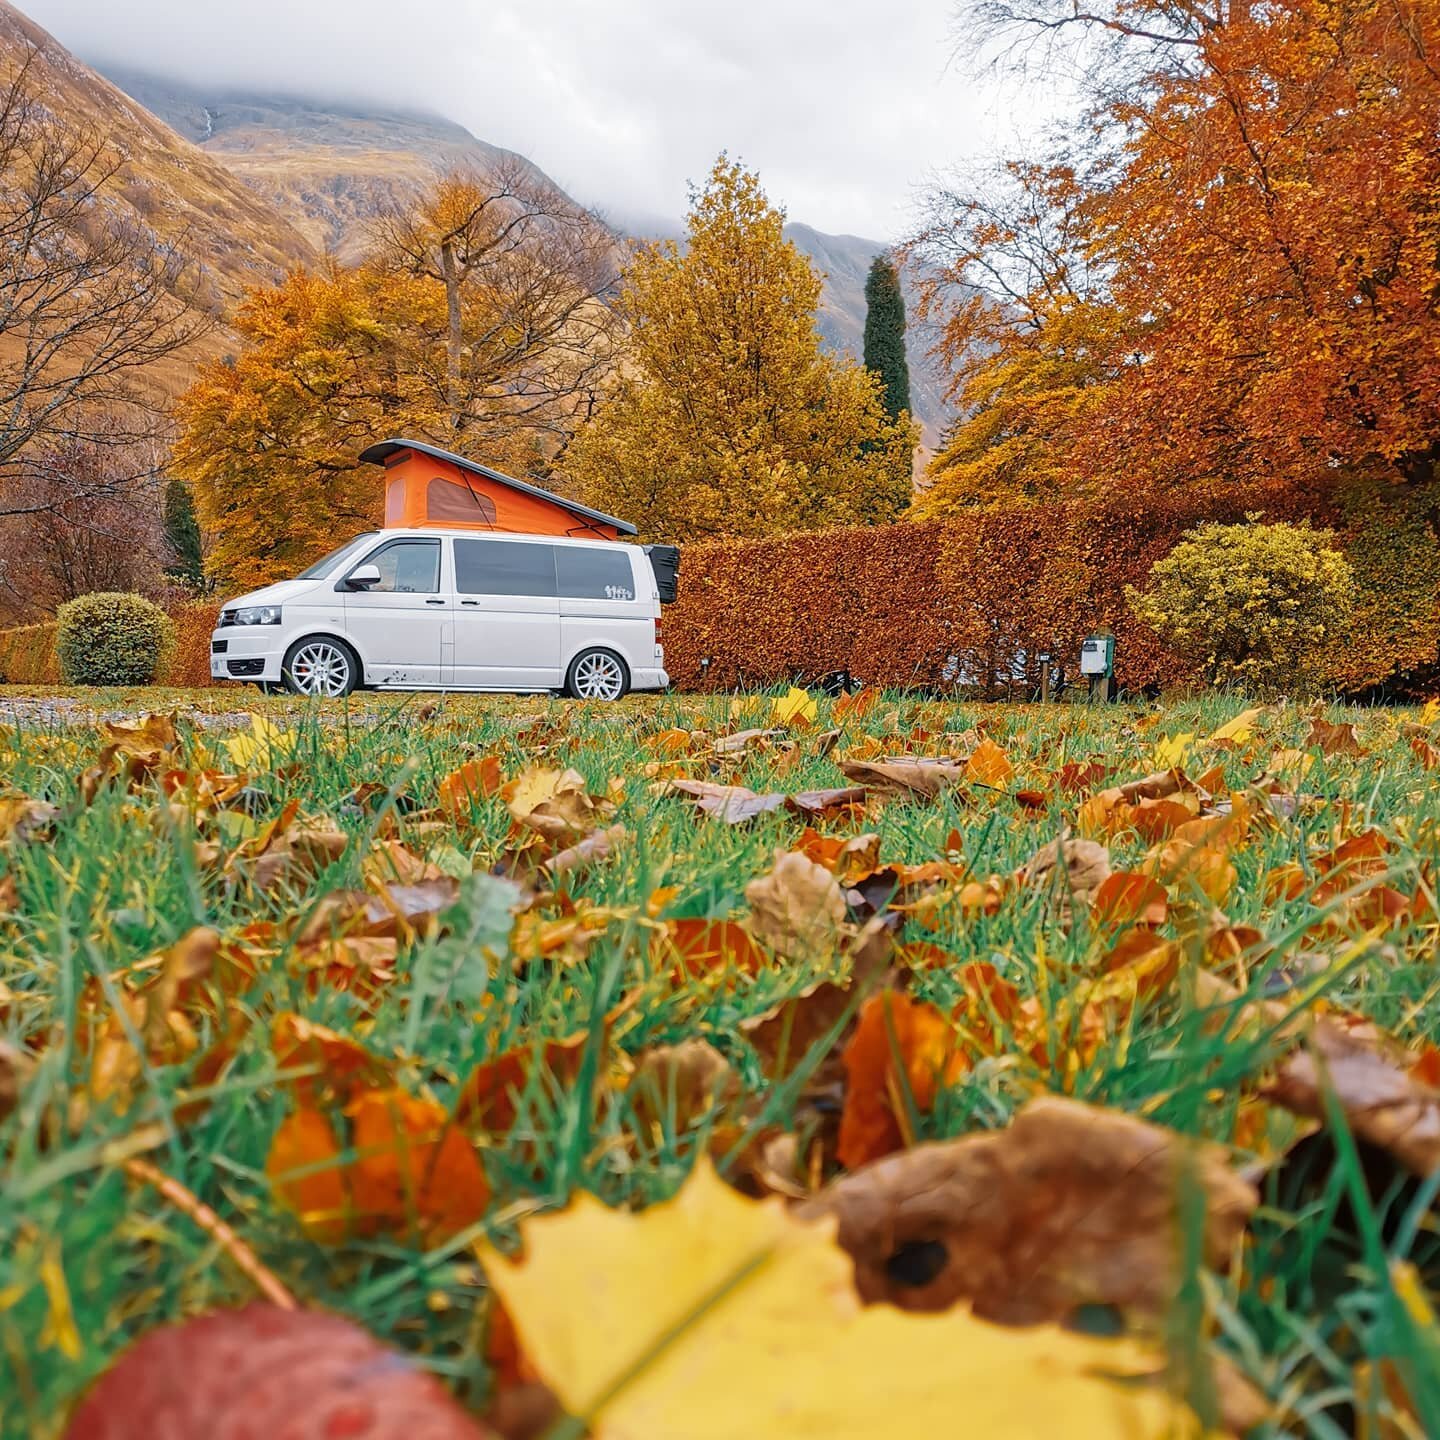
23;0;1046;241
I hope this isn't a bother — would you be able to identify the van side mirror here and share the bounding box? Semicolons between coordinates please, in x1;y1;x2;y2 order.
346;563;382;590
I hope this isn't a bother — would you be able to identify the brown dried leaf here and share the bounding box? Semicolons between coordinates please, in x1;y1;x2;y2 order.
806;1096;1257;1325
545;824;628;877
628;1039;739;1135
836;757;967;801
1018;835;1112;914
1263;1021;1440;1176
744;850;847;957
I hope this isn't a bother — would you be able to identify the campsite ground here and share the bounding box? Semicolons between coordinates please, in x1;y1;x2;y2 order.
4;685;1440;1435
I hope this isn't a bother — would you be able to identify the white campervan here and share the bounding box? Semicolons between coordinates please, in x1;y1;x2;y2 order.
209;529;672;699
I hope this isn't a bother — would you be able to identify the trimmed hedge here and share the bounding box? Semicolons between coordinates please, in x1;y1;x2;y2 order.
0;602;219;688
664;481;1439;696
0;622;61;684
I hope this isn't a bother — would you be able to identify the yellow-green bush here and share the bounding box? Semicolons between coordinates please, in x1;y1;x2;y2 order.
1127;520;1355;692
55;592;175;687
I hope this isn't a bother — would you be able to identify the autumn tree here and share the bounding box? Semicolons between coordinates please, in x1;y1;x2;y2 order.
562;158;916;540
0;51;204;523
909;163;1125;512
862;255;911;425
174;170;623;590
913;0;1440;509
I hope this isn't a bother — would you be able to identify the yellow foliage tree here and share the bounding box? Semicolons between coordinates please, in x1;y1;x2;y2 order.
173;168;621;591
562;158;916;541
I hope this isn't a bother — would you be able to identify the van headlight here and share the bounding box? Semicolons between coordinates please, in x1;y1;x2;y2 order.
230;605;283;627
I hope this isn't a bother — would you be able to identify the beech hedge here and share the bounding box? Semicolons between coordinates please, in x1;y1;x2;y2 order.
664;481;1439;696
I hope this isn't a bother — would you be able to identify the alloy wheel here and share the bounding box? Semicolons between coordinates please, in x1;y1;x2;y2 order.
572;651;625;700
288;641;352;697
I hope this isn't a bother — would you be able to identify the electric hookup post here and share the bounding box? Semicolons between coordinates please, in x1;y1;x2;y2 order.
1080;633;1116;702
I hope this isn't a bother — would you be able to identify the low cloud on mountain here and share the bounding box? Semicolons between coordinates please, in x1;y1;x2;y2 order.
23;0;1032;241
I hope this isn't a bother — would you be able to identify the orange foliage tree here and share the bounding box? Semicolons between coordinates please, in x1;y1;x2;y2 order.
913;0;1440;510
173;170;621;591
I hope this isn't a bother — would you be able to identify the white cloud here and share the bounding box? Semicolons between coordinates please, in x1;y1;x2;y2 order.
23;0;1043;240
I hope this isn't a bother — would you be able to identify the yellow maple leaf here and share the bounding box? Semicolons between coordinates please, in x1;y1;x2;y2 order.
770;686;818;726
1206;708;1264;748
222;714;295;771
482;1161;1200;1440
1152;732;1194;769
1421;699;1440;727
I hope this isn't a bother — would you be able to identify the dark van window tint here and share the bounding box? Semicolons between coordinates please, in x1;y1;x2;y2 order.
454;538;557;597
556;546;636;602
358;539;440;593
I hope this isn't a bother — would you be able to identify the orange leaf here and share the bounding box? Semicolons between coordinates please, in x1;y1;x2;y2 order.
964;739;1015;789
1092;873;1169;929
438;755;504;819
656;917;767;980
347;1087;490;1242
838;993;965;1169
265;1105;349;1243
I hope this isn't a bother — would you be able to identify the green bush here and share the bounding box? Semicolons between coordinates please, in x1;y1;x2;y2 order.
1127;519;1355;692
55;592;175;686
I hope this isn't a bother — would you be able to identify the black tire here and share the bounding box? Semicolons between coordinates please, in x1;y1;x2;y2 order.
282;636;360;698
565;647;629;701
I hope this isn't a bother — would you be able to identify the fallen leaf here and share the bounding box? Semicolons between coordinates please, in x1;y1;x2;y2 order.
481;1160;1202;1440
836;757;967;801
224;714;295;771
545;824;628;877
62;1304;488;1440
628;1039;739;1136
1306;710;1367;757
1092;872;1169;929
503;767;613;843
838;992;966;1168
655;917;767;980
1019;836;1112;914
808;1096;1257;1325
744;851;847;958
1263;1021;1440;1176
438;756;504;819
964;739;1014;789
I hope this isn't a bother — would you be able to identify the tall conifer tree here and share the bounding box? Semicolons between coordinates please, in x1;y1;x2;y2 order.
862;254;911;424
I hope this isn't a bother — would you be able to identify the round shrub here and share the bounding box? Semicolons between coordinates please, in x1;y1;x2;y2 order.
55;591;175;686
1127;520;1355;693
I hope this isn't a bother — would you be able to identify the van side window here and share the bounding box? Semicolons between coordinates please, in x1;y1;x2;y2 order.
556;546;636;602
358;539;440;593
455;538;558;597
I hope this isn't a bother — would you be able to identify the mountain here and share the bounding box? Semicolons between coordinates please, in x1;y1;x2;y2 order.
0;2;316;323
96;65;953;446
101;66;562;262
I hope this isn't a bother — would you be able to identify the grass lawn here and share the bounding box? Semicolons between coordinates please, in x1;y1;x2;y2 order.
4;685;1440;1437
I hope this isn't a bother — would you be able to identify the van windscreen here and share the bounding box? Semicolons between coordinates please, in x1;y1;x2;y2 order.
296;533;378;580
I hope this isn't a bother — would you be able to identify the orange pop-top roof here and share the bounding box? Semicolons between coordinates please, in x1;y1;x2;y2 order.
359;438;636;539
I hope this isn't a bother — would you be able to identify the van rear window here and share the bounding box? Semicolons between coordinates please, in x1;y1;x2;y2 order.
556;547;636;602
455;538;557;597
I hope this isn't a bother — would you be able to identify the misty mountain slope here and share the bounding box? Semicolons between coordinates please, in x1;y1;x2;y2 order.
105;64;575;260
0;2;317;320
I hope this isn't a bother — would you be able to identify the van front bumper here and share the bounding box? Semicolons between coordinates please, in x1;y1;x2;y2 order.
210;630;284;683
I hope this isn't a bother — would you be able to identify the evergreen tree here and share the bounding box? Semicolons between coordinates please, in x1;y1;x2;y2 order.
162;477;205;588
862;254;911;424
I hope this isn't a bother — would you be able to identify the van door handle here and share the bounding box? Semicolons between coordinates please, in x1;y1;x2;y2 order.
425;598;446;606
460;599;478;606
